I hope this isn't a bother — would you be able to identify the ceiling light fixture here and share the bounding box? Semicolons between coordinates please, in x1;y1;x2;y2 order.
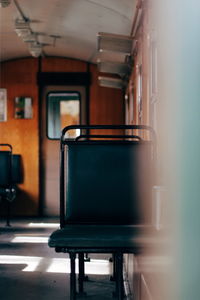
22;33;37;43
29;42;42;57
15;18;31;38
97;32;133;55
0;0;11;8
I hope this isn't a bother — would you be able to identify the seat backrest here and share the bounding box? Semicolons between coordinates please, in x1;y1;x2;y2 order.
0;151;12;187
60;125;155;227
64;140;153;225
12;154;23;184
0;144;23;187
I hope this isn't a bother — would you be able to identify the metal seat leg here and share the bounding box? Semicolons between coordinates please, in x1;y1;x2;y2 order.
78;252;87;295
110;253;116;281
69;252;76;300
6;200;11;227
115;252;124;300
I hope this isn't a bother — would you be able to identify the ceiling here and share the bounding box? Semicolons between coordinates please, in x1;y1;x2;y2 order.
0;0;136;63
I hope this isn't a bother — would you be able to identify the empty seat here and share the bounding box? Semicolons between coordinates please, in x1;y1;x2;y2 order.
0;144;23;226
48;125;156;300
12;154;23;184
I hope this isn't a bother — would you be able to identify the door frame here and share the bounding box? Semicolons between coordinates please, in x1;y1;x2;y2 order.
38;71;90;216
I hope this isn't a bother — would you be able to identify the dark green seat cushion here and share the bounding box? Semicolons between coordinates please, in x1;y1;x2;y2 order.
48;224;155;250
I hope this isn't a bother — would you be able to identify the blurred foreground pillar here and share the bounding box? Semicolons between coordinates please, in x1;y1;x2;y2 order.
153;0;200;299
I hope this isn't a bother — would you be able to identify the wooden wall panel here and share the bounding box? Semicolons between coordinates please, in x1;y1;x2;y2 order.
0;58;39;216
42;57;87;72
89;64;124;135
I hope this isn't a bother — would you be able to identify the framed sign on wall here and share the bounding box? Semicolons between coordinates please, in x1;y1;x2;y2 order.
14;97;33;119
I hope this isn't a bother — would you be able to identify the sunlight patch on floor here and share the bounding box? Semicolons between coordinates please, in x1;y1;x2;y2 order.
47;258;111;275
0;255;111;275
27;222;59;228
11;236;49;243
0;255;42;272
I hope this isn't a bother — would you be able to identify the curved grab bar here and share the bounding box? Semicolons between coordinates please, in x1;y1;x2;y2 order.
0;144;12;152
61;124;156;142
75;134;142;141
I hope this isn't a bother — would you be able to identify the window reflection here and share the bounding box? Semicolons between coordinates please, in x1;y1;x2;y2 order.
47;92;80;139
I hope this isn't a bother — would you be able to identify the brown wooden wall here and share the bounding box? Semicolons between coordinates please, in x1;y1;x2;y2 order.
89;64;124;135
41;57;87;72
0;57;124;216
0;58;39;216
89;64;124;125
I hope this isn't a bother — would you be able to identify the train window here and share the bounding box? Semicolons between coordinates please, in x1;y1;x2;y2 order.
47;92;80;139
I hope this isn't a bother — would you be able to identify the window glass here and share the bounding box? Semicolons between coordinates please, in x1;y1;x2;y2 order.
47;92;80;139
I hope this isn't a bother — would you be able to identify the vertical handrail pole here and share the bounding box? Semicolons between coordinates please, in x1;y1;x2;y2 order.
78;252;85;294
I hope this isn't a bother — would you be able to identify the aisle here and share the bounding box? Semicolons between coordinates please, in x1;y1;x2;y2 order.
0;218;115;300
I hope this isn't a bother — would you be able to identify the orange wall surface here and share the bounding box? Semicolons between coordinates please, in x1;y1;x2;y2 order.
0;58;39;215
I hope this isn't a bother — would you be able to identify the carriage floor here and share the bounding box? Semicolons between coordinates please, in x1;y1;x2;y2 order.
0;217;125;300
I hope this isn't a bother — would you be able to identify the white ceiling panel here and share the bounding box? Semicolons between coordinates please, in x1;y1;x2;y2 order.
0;0;136;62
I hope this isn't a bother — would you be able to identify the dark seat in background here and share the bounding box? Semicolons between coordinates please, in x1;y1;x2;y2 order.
48;125;156;300
0;144;23;226
12;154;23;185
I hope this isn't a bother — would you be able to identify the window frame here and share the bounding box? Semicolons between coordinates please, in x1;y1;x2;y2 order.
46;90;81;140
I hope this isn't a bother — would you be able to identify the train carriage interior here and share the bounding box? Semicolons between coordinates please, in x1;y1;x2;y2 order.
1;0;200;299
